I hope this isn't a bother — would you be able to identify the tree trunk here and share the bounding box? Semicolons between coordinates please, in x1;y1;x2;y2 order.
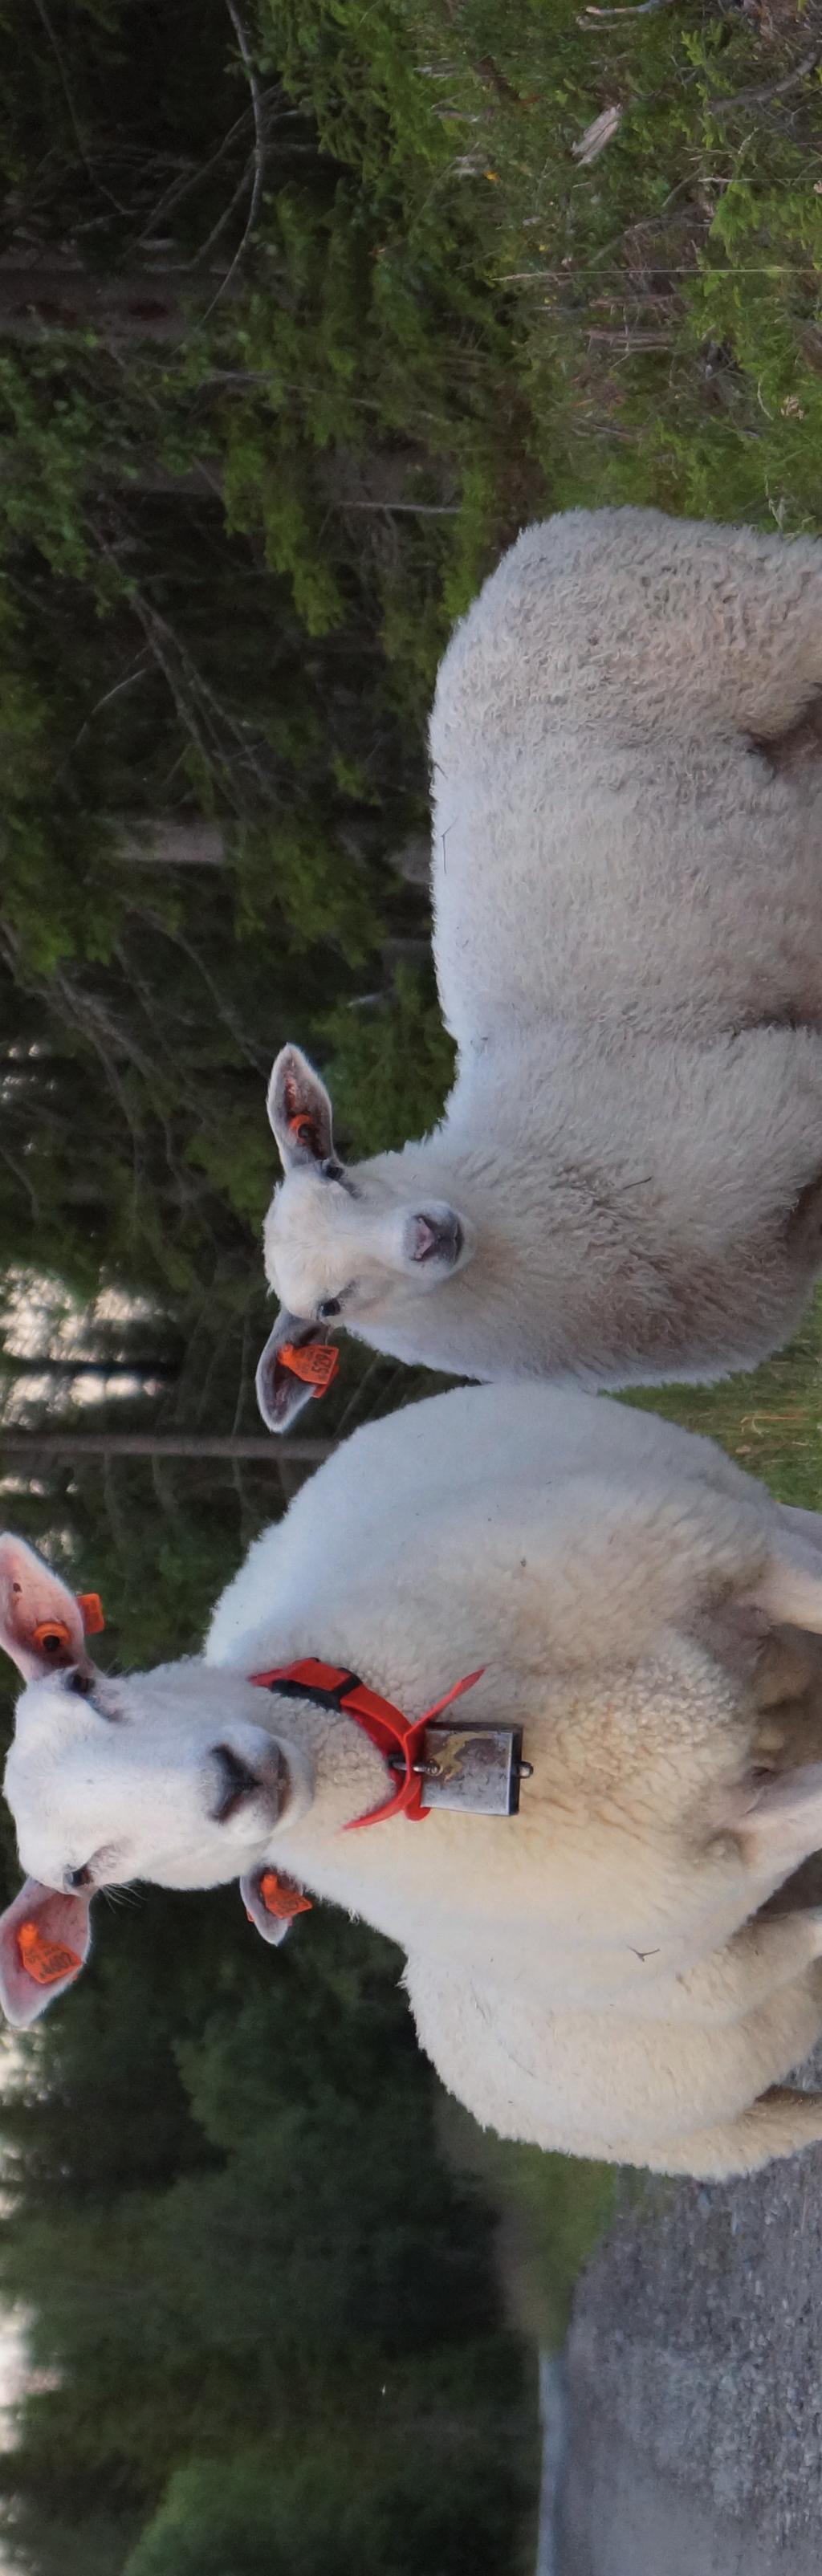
0;1431;334;1460
0;1357;177;1380
0;257;228;344
114;818;227;868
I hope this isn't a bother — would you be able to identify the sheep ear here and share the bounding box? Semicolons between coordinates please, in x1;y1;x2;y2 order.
255;1311;332;1432
241;1866;312;1944
0;1534;94;1683
267;1045;337;1174
741;1519;822;1635
240;1869;293;1947
0;1878;92;2027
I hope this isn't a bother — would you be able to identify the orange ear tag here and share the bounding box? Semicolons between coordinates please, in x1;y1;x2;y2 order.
287;1111;317;1151
77;1593;104;1635
279;1342;340;1397
31;1619;72;1655
256;1870;313;1923
18;1920;83;1986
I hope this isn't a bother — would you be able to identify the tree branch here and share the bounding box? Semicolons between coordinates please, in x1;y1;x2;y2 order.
581;0;677;19
709;50;819;115
195;1;268;323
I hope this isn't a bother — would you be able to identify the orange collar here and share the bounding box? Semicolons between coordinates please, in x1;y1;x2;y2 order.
250;1657;484;1829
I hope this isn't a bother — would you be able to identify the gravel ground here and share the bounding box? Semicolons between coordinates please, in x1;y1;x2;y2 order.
557;2034;822;2574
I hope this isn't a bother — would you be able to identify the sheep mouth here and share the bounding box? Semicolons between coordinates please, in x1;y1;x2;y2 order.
413;1214;464;1268
271;1744;294;1818
262;1744;292;1825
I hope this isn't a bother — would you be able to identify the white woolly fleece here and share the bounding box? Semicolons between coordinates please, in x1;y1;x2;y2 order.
9;1386;822;2175
265;506;822;1388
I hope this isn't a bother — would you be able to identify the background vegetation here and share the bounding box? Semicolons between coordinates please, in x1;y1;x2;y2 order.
0;0;820;2564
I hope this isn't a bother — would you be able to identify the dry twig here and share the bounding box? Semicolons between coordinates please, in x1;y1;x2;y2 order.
572;104;623;163
709;49;819;115
32;0;129;211
581;0;678;19
197;0;267;321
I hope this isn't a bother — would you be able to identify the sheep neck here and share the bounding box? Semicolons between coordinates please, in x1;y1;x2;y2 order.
250;1655;484;1829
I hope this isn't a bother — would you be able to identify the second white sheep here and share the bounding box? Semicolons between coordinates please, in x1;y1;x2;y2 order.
258;507;822;1427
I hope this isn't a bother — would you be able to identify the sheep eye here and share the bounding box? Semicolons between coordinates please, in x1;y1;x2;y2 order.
213;1744;262;1825
67;1864;92;1891
69;1670;93;1698
317;1297;341;1321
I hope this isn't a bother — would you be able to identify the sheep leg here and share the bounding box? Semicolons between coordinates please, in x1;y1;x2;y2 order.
734;1763;822;1886
407;1954;822;2171
744;1544;822;1636
751;691;822;771
641;2087;822;2179
785;1169;822;1263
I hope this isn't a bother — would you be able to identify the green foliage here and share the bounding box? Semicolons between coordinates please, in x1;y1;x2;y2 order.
323;966;455;1154
224;421;347;633
125;2439;527;2576
0;354;95;575
234;819;378;962
0;1887;532;2570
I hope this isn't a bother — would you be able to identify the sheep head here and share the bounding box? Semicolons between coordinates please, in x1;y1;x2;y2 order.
258;1044;474;1429
0;1535;311;2024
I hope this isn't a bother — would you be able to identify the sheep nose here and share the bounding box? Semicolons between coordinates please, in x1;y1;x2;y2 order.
410;1211;464;1267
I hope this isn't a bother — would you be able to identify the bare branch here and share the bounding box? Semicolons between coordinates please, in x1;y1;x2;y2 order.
348;498;460;515
195;1;268;323
133;103;256;246
189;154;258;269
0;1141;41;1224
586;327;673;348
31;0;129;212
230;1314;252;1437
68;657;152;759
131;907;268;1076
581;0;676;17
709;50;819;115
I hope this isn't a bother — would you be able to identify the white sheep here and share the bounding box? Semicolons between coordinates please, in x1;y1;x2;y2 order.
256;506;822;1430
6;1387;822;2177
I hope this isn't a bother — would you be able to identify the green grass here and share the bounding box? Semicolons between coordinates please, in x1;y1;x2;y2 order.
413;0;822;535
291;0;822;541
625;1287;822;1504
439;2097;626;2348
238;0;822;690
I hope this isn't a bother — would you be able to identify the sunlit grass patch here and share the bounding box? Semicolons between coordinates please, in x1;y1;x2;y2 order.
412;0;822;534
624;1287;822;1503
